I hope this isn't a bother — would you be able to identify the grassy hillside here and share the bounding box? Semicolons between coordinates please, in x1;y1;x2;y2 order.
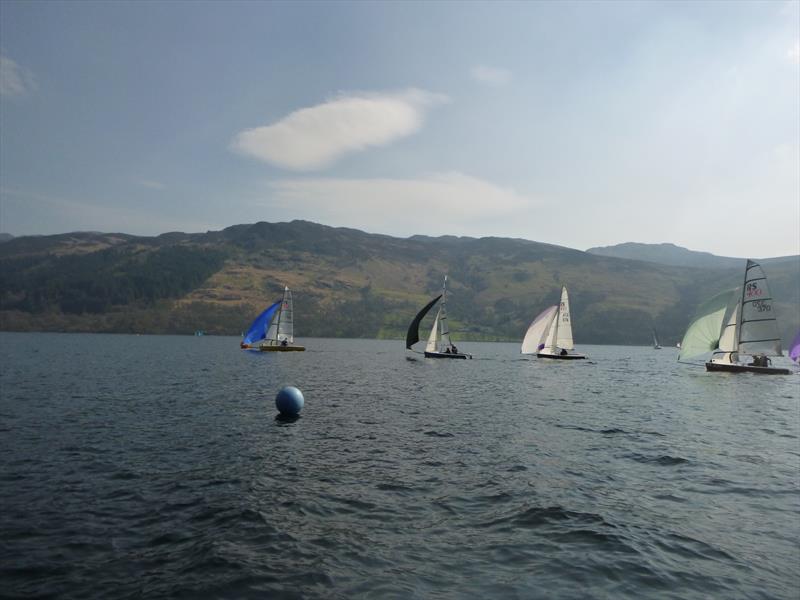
1;221;797;346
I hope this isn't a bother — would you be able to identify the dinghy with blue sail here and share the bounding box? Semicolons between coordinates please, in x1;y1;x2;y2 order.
241;300;280;349
241;286;306;352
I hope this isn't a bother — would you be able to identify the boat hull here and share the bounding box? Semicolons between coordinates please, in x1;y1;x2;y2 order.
424;351;471;359
705;361;789;375
259;345;306;352
537;352;586;360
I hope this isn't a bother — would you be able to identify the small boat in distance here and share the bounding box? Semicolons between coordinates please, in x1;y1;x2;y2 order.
521;286;586;360
678;259;788;374
406;276;472;359
652;328;662;349
241;286;305;352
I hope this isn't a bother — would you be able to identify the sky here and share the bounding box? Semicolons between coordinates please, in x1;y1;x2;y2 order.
1;0;798;257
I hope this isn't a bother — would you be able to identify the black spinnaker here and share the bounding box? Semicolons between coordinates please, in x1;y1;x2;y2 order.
405;294;442;349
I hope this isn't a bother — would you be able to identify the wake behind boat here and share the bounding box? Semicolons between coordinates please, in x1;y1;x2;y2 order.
678;259;788;375
406;276;472;359
521;286;586;360
241;286;305;352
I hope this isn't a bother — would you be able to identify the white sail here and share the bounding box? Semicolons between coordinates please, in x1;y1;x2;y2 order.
277;287;294;343
426;309;441;352
738;260;782;356
541;307;559;353
710;298;740;364
265;286;294;344
555;286;574;350
716;298;739;353
437;304;452;351
521;305;558;354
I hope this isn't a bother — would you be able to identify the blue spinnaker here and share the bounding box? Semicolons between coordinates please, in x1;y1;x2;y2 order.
242;301;280;345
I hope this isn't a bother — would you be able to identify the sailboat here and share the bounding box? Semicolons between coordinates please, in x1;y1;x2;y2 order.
652;328;662;349
521;286;586;360
406;276;472;359
240;286;305;352
678;259;788;374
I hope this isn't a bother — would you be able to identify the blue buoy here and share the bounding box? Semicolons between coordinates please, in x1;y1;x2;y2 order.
275;386;304;416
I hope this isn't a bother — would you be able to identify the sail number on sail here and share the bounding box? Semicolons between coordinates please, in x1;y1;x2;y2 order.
752;300;771;312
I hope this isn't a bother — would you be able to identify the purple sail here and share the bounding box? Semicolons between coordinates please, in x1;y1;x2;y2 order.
790;330;800;363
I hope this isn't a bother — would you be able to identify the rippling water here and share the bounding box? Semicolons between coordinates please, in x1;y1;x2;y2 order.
1;333;798;599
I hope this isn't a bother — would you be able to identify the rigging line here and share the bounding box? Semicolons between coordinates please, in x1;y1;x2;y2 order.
677;360;706;367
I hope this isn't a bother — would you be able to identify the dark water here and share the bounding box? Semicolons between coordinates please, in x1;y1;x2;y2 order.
1;333;798;599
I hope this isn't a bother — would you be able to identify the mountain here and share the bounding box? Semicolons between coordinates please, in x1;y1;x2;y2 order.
1;221;798;346
586;242;793;270
0;233;14;243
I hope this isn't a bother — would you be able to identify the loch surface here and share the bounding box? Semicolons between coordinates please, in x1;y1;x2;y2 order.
1;333;798;599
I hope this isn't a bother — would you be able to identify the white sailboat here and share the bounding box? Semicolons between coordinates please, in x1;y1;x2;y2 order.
521;286;586;360
678;259;788;374
406;276;472;359
259;286;305;352
652;328;662;349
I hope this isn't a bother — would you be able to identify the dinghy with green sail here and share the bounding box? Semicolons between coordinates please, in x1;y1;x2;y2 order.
678;260;788;374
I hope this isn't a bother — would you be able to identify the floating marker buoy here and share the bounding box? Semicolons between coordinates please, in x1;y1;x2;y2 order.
275;386;304;416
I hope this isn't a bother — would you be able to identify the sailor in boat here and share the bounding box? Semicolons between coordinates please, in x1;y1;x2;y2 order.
750;354;770;367
560;348;568;356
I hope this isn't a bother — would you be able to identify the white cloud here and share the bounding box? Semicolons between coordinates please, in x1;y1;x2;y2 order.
0;55;36;96
788;41;800;64
262;172;535;236
231;89;449;171
470;65;512;86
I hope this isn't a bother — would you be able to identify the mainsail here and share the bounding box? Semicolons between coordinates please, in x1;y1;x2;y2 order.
555;287;574;350
242;301;281;346
265;287;295;345
737;260;782;356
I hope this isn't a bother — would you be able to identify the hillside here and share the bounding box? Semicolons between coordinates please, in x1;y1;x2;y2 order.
1;221;798;346
586;241;795;270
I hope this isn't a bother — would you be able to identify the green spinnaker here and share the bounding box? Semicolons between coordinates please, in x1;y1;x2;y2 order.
678;289;736;361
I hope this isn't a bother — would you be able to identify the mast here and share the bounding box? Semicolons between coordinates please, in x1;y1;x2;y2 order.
438;275;450;351
549;288;562;351
274;286;286;343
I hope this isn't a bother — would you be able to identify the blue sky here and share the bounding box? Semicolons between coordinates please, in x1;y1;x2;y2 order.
1;0;798;257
